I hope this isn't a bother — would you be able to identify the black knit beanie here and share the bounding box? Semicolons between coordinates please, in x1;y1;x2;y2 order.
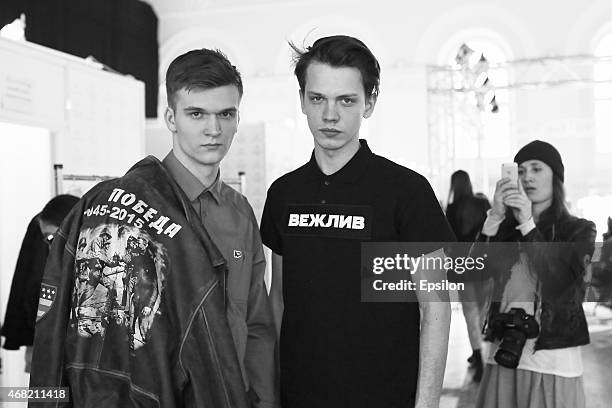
514;140;564;182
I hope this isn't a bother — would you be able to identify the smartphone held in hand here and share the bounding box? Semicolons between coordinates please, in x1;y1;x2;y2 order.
501;163;518;186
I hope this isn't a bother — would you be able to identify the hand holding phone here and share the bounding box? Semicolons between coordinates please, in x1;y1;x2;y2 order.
491;162;519;218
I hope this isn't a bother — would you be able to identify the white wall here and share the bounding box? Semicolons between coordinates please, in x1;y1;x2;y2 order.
148;0;612;187
0;38;146;394
151;0;612;65
0;123;52;405
143;0;612;232
0;37;146;178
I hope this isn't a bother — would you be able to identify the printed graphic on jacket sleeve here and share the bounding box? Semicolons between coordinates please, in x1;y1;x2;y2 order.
70;224;168;352
36;283;58;322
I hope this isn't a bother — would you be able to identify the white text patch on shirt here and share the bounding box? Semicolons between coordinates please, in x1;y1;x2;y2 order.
284;204;372;239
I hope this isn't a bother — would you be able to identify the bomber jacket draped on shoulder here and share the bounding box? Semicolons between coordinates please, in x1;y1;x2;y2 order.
30;156;250;408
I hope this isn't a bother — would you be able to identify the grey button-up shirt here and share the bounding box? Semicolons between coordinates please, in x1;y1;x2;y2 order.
163;151;278;408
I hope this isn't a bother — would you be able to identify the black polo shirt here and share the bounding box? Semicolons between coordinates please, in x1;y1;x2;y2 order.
261;140;454;408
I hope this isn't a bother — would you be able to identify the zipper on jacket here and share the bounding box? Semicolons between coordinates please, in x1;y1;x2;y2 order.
202;307;232;407
179;280;232;407
224;266;228;310
179;281;218;374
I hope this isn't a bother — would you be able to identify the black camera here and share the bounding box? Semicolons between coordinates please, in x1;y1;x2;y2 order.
488;307;539;369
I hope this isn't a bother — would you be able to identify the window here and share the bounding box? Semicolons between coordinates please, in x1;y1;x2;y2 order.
593;32;612;153
579;27;612;237
442;37;511;160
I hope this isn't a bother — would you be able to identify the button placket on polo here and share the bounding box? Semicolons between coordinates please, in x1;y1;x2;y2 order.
320;178;331;204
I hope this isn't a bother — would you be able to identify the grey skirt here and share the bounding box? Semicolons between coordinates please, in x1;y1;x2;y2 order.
476;364;585;408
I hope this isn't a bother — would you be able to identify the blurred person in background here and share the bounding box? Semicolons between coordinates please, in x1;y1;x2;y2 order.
445;170;491;382
1;194;79;372
470;140;596;408
591;217;612;307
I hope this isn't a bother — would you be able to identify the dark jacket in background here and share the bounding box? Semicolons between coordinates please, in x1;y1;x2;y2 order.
446;196;490;281
446;196;491;242
470;210;596;350
2;215;48;349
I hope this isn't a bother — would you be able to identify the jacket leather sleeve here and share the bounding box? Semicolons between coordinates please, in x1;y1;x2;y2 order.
245;219;279;408
521;218;596;297
29;209;81;405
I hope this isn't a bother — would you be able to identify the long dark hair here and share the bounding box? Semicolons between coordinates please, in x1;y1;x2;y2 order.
448;170;474;205
536;174;568;224
499;173;568;240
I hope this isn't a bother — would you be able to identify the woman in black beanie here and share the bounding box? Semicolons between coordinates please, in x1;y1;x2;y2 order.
471;140;596;408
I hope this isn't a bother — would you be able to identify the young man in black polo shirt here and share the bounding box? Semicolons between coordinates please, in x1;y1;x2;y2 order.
260;36;454;408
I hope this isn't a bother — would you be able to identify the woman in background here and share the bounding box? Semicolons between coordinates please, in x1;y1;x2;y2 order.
446;170;491;382
473;140;595;408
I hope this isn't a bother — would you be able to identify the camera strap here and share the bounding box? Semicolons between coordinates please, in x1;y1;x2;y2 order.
534;279;541;317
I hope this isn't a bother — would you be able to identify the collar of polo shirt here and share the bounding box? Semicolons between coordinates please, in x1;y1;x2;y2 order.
305;139;373;183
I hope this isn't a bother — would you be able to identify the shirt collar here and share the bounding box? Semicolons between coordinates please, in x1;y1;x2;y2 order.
305;139;373;183
162;151;222;204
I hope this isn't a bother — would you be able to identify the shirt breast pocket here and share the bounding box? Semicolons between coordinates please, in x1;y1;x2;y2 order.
227;249;253;304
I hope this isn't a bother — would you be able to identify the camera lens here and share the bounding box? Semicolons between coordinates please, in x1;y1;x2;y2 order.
494;328;527;369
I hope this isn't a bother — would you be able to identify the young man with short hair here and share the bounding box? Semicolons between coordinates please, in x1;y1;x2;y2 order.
162;49;278;408
261;36;454;408
31;49;277;408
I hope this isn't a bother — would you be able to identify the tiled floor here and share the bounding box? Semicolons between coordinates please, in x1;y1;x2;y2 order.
442;303;612;408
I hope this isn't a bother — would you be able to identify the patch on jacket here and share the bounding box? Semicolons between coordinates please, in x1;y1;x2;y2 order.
70;224;169;353
233;250;243;259
37;283;57;322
